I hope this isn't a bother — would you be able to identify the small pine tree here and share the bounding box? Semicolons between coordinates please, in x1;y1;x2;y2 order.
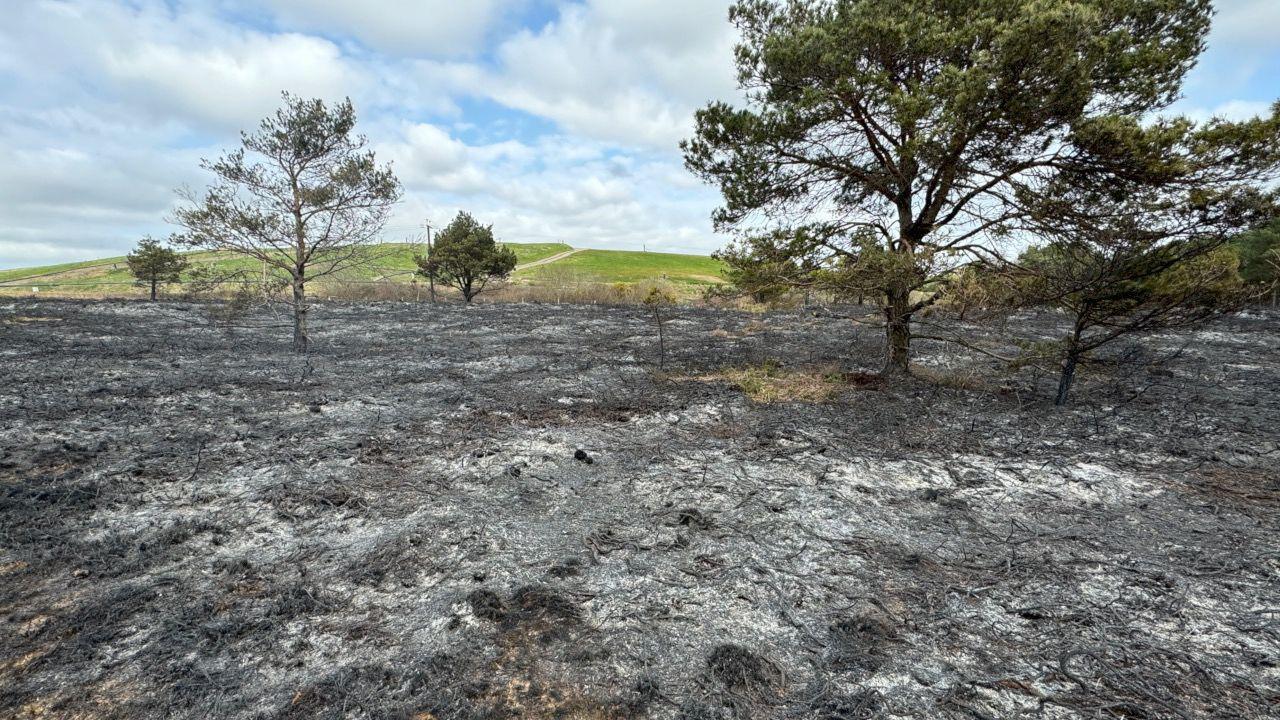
642;285;676;369
126;236;187;301
172;93;402;352
414;212;517;303
1016;175;1265;406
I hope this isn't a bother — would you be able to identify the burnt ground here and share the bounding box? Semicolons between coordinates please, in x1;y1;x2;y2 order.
1;299;1277;719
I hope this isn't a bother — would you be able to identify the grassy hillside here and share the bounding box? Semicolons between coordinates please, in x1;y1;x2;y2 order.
516;249;727;285
0;242;725;298
0;255;131;284
0;244;572;286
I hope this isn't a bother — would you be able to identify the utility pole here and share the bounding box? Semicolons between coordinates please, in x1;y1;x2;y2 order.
422;220;437;304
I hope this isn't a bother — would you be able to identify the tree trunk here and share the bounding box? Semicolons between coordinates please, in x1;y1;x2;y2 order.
883;288;912;374
1055;353;1079;406
149;279;157;301
292;273;308;353
1055;326;1084;406
655;309;666;370
427;231;437;304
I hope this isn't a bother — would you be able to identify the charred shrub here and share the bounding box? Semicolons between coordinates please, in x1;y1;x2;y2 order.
510;585;580;619
505;584;581;636
827;614;898;674
622;675;661;715
270;579;334;618
679;702;729;720
706;644;784;697
346;534;430;587
812;690;884;719
467;588;506;621
49;581;159;652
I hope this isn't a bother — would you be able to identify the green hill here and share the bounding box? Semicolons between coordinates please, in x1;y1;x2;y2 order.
516;249;727;285
0;242;726;298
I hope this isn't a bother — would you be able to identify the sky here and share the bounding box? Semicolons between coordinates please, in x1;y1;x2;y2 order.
0;0;1277;269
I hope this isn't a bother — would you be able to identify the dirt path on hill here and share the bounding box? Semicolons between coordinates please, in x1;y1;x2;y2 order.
516;247;583;270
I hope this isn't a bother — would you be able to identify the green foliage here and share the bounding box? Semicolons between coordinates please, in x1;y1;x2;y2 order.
1022;241;1243;318
1011;102;1280;404
642;285;677;369
683;0;1229;371
1231;219;1280;289
641;285;676;311
172;93;402;350
1019;231;1248;404
942;264;1020;319
126;237;187;299
416;212;517;302
712;228;823;303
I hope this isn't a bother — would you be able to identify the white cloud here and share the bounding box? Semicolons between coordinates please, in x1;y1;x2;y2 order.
1177;99;1274;123
478;0;739;149
5;0;1273;271
0;1;372;267
0;105;211;267
0;0;740;268
1;1;366;132
377;123;721;253
1209;0;1280;50
103;32;358;131
260;0;515;57
377;123;493;194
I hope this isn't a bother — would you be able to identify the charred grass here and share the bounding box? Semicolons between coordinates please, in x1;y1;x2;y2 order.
1;300;1278;718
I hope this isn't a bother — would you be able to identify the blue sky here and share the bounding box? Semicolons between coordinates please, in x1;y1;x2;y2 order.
0;0;1277;268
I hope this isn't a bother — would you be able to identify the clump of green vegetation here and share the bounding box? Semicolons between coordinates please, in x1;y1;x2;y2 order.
126;237;187;301
415;212;518;303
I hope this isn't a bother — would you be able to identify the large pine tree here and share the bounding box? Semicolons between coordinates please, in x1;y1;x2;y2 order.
684;0;1221;373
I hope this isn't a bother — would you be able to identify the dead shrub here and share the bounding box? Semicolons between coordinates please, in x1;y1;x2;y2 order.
487;277;696;306
910;364;990;392
811;690;884;719
1188;467;1280;509
318;280;414;302
706;644;785;698
708;361;846;403
827;613;899;674
466;585;585;648
667;507;712;531
467;589;506;622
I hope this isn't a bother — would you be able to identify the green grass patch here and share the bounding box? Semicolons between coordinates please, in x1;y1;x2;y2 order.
517;249;727;285
0;256;130;284
0;242;577;289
